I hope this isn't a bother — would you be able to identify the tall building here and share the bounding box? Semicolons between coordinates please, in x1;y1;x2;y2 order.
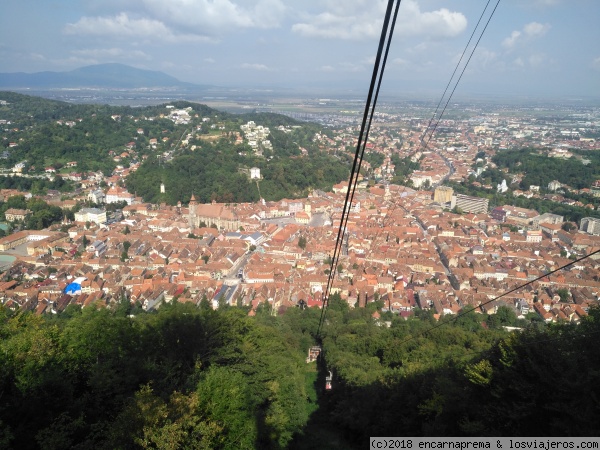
188;194;198;229
580;217;600;236
450;194;489;214
434;186;453;204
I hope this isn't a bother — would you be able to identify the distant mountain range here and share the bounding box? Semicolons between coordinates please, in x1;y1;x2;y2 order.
0;63;209;90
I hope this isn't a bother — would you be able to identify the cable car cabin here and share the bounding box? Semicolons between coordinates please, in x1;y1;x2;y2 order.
306;346;321;363
325;370;333;391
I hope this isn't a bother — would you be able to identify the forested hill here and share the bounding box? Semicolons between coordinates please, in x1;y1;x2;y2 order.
491;147;600;190
0;92;350;202
0;91;218;124
125;110;351;204
1;300;598;449
0;92;214;175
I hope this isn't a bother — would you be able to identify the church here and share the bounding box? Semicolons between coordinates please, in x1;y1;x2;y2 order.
187;195;240;231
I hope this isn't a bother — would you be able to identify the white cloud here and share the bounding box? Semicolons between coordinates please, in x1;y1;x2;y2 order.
64;12;214;42
71;48;151;60
139;0;285;32
204;58;216;64
291;12;381;40
252;0;287;28
292;0;466;40
502;31;521;49
319;65;335;72
322;0;374;16
65;13;165;37
502;22;550;49
397;1;467;39
593;57;600;71
241;63;270;71
524;22;550;37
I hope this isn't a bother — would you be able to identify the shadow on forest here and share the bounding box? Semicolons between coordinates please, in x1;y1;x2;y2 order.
288;315;600;448
288;355;362;450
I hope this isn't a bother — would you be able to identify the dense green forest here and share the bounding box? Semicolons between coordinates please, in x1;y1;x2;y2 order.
1;297;598;449
317;300;600;442
0;92;185;174
0;301;315;450
126;121;349;204
0;175;73;195
491;148;600;190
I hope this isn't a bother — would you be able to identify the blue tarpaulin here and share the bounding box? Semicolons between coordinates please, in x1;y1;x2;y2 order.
64;282;82;295
64;277;86;295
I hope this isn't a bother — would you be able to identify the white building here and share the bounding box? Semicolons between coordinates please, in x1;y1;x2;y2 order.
88;189;106;204
250;167;261;180
106;186;135;205
548;180;562;191
497;179;508;193
410;173;432;189
75;208;107;225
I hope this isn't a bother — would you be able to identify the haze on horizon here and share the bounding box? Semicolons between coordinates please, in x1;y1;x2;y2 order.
1;0;599;100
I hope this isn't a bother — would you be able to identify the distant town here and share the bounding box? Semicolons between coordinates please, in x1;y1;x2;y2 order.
1;93;599;323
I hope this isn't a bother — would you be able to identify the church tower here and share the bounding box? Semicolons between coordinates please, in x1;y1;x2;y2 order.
188;194;197;230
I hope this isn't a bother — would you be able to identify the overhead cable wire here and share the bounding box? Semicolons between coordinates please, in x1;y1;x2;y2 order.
326;0;403;294
345;0;402;226
320;0;401;334
422;0;502;151
318;0;402;337
337;0;501;302
396;247;600;348
420;0;493;148
319;0;396;316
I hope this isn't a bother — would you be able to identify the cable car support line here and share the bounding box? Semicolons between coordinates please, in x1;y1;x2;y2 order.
318;0;402;338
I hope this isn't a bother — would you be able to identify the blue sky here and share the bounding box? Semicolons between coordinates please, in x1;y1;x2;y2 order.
1;0;599;99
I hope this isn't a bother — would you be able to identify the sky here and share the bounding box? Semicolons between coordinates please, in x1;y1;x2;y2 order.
1;0;599;99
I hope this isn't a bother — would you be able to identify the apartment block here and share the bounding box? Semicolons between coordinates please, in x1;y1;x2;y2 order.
580;217;600;236
434;186;454;204
450;194;489;214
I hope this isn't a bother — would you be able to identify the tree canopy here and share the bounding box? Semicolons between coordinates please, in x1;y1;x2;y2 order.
2;298;597;448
